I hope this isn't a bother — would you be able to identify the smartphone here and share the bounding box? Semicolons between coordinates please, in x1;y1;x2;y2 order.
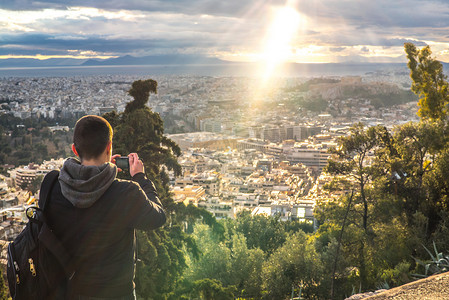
115;156;129;170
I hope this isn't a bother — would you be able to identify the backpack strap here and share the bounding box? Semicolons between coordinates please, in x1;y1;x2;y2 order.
38;224;75;278
37;170;75;278
39;170;60;211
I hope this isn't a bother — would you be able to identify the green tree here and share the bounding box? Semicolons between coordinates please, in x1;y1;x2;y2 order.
234;211;287;255
104;80;181;180
183;224;233;286
405;43;449;121
324;123;391;289
0;272;9;300
325;124;387;232
193;278;236;300
181;222;264;299
29;175;44;195
262;231;323;299
387;121;447;230
103;79;222;299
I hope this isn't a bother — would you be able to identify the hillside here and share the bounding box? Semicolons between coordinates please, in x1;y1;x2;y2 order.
347;272;449;300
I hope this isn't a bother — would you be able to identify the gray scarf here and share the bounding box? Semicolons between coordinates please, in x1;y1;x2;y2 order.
58;157;117;208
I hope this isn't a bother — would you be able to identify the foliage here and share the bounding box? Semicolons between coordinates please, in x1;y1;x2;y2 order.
0;114;72;166
298;96;328;112
405;43;449;121
28;175;44;194
174;214;317;300
0;272;9;300
193;278;236;300
368;90;417;109
234;211;287;255
261;231;323;299
413;242;449;278
324;123;392;288
102;79;223;299
379;120;449;236
180;223;264;299
104;96;181;182
379;261;411;287
318;112;449;295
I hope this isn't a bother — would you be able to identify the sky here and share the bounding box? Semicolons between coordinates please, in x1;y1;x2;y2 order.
2;0;449;64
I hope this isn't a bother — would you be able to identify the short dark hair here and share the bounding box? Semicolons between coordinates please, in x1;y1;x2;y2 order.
73;115;113;160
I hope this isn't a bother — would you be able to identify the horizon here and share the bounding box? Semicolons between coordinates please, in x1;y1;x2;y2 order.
0;61;413;78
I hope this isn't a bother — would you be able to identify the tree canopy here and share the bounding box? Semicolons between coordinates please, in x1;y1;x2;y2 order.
405;43;449;121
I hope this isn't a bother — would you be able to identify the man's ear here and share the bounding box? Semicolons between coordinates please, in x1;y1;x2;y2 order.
71;144;79;157
105;141;112;155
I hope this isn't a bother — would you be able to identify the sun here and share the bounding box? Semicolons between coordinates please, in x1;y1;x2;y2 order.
261;4;301;80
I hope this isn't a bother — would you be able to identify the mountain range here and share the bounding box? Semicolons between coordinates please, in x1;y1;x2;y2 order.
0;54;227;68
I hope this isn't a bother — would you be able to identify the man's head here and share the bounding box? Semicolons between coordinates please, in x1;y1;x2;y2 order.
72;115;113;161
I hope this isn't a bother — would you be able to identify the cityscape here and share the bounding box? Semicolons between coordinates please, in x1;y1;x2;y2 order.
0;68;418;239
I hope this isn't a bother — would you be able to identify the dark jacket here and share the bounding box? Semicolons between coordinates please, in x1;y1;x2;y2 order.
40;158;166;298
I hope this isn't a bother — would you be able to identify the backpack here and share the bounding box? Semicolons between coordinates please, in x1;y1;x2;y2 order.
6;170;74;299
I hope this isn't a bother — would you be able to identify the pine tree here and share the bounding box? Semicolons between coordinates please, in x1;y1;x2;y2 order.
405;43;449;121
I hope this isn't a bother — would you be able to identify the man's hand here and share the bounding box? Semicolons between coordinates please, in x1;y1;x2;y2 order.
129;153;144;177
111;154;123;172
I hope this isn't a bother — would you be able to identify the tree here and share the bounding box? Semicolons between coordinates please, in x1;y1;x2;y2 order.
404;43;449;121
29;175;44;195
193;278;236;300
183;224;233;287
388;121;447;229
234;210;287;255
324;123;391;289
261;231;323;299
325;124;388;233
0;272;9;300
125;79;158;113
103;79;222;299
181;222;264;299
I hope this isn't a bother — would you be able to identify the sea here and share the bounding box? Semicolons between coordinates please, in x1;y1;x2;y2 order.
0;63;409;78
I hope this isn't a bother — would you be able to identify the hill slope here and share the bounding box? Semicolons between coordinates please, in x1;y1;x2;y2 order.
347;272;449;300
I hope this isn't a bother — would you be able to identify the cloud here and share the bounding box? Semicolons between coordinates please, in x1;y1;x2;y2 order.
0;0;284;17
1;0;449;63
0;6;268;57
329;47;345;53
295;0;449;29
361;46;369;53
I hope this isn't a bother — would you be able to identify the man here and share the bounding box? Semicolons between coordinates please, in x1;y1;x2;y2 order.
40;115;166;299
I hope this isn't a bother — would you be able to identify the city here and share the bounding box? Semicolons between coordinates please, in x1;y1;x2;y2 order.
0;69;418;237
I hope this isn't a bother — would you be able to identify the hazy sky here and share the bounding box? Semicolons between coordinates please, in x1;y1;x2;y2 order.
2;0;449;63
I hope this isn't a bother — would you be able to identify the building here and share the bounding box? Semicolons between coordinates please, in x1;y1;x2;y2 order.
233;193;260;214
174;172;221;196
236;139;268;152
166;132;239;151
15;165;40;188
197;197;233;219
12;159;64;189
171;185;205;205
285;145;330;172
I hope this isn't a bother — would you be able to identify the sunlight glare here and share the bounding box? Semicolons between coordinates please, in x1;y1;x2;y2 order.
261;5;301;81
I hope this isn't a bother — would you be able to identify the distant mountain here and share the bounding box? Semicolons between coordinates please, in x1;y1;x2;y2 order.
0;54;226;68
0;58;87;68
82;54;226;66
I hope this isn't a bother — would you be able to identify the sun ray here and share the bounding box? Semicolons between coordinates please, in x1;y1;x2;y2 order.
260;3;301;82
